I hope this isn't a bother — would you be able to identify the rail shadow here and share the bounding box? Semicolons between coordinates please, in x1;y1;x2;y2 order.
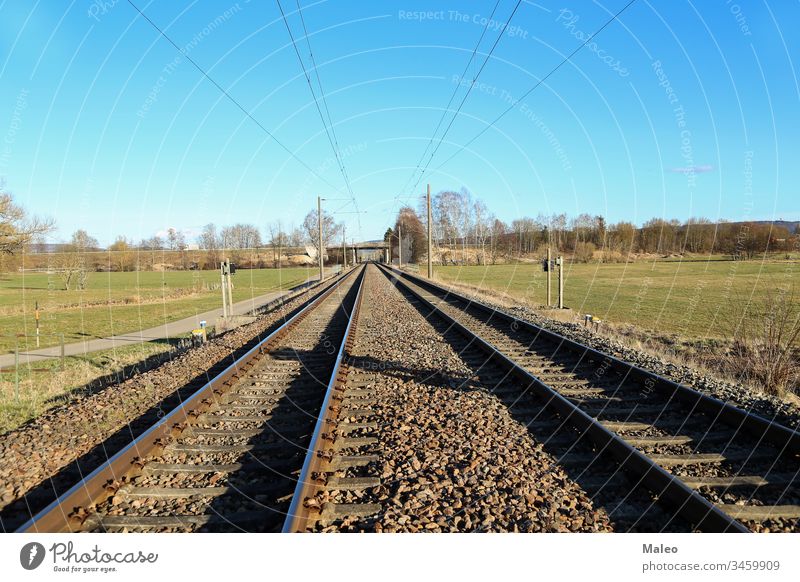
383;273;692;532
0;278;341;532
195;272;362;532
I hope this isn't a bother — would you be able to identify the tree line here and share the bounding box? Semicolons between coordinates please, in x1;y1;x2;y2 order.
389;188;798;265
1;185;347;287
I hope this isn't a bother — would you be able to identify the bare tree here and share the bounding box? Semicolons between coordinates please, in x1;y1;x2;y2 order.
166;228;187;251
220;224;262;250
288;227;304;249
108;236;135;271
472;200;491;265
489;218;508;264
268;220;288;267
197;223;220;269
302;209;340;260
394;206;425;263
56;229;99;290
0;185;54;256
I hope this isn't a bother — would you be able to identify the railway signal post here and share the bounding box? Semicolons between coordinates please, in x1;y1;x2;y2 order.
427;183;433;279
546;247;552;307
557;255;564;309
221;260;229;317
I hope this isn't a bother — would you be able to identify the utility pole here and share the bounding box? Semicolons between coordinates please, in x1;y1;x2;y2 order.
546;247;552;307
317;196;324;282
398;223;402;266
427;183;433;279
342;225;347;270
558;255;564;309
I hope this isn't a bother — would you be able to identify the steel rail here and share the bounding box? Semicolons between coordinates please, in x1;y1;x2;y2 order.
17;267;361;533
379;264;750;532
384;266;800;454
282;264;367;532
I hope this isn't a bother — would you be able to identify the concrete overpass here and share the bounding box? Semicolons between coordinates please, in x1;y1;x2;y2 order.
349;240;389;262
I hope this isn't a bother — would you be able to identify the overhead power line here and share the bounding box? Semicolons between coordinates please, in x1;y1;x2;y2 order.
432;0;639;173
276;0;362;234
125;0;343;193
396;0;503;198
404;0;524;197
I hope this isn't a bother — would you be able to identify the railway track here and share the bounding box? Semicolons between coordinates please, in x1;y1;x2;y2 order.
18;266;374;533
379;265;800;532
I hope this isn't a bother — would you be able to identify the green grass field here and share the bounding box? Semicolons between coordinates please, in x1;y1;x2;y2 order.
0;267;313;353
0;340;175;434
434;259;799;339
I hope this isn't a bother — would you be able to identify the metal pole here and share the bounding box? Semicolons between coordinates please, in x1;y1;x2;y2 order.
221;261;228;318
398;223;402;266
427;184;433;278
35;301;40;348
317;196;324;282
546;247;552;307
558;255;564;309
342;225;347;270
226;262;234;314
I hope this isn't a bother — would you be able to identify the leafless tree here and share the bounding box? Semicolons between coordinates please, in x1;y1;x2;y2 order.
268;220;289;267
394;206;426;263
166;228;187;251
197;223;220;269
56;229;99;289
302;209;340;260
472;200;491;265
108;236;135;271
0;184;54;257
288;227;304;249
220;224;262;250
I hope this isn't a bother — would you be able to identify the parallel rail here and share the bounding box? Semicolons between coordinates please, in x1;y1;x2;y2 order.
283;264;380;532
18;267;364;533
380;264;800;532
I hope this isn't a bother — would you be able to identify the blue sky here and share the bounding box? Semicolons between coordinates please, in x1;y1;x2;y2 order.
1;1;798;245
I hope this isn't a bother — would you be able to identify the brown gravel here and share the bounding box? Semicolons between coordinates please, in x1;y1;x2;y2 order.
323;265;613;532
0;278;339;531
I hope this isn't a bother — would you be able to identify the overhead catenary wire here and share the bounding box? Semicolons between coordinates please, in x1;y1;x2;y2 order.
396;0;503;199
125;0;343;194
404;0;524;197
276;0;363;236
431;0;639;174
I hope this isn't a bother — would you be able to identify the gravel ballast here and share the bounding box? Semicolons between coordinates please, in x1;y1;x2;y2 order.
0;278;339;531
322;265;613;532
427;274;800;431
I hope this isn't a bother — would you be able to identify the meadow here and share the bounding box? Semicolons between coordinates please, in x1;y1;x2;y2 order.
0;340;174;433
434;258;799;339
0;267;313;353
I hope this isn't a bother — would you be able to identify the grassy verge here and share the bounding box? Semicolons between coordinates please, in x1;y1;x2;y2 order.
0;267;313;352
0;340;180;434
433;259;799;339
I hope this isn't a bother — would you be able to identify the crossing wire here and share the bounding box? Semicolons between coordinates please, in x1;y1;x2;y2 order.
293;0;363;233
405;0;524;197
431;0;639;174
125;0;344;193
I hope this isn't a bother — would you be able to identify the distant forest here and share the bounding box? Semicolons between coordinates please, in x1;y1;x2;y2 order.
389;189;799;265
